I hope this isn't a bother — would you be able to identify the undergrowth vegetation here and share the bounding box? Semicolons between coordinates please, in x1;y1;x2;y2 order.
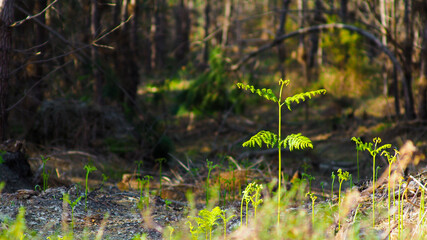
1;79;426;240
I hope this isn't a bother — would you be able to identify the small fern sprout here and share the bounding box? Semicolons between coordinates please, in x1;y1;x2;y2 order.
306;192;317;226
381;149;399;231
219;209;235;240
240;182;255;226
250;183;263;219
302;173;315;193
187;207;223;240
337;168;350;231
367;137;391;227
351;137;368;181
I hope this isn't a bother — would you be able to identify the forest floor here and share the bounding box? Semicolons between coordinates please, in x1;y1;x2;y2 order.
1;98;427;239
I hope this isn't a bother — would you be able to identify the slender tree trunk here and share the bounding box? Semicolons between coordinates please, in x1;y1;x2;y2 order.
418;5;427;119
380;0;387;45
0;0;14;140
276;0;291;79
91;0;104;105
261;0;269;40
32;0;47;105
126;0;140;108
153;0;168;69
297;0;310;121
221;0;231;48
402;0;416;119
141;2;152;73
391;0;400;118
174;0;191;65
308;0;323;69
203;0;211;64
340;0;347;23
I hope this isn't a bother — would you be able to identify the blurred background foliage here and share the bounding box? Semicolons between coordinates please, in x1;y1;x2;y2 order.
2;0;427;166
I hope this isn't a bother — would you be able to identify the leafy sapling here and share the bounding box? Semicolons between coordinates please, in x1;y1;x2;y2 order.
156;158;167;196
381;149;399;230
62;193;83;227
142;175;153;209
237;79;326;226
219;209;235;240
83;162;97;211
337;168;350;231
240;182;263;226
306;192;317;227
186;206;223;240
320;182;326;200
250;183;263;219
205;160;218;207
351;137;367;182
302;173;315;193
353;137;391;227
166;226;174;240
165;199;172;209
135;160;143;175
41;155;50;191
101;173;109;191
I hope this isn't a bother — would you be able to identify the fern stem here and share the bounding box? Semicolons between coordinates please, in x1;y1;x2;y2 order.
372;154;376;227
277;81;285;229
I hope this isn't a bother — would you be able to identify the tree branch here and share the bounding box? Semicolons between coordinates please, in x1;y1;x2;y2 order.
230;23;402;73
11;0;58;27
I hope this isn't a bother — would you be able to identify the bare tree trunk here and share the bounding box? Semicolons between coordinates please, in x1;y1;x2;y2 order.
308;0;324;69
203;0;211;64
380;0;387;45
126;0;140;108
115;0;140;109
402;0;416;119
418;4;427;119
91;0;104;105
174;0;191;65
235;0;243;56
340;0;347;23
391;0;400;118
153;0;168;70
141;2;152;73
32;0;47;105
221;0;231;48
297;0;309;121
0;0;14;140
261;0;270;40
296;0;307;77
276;0;291;79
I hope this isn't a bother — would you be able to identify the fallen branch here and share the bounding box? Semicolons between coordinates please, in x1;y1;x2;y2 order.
231;23;401;72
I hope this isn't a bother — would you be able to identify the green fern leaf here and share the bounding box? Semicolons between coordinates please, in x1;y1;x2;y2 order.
281;133;313;151
236;83;278;102
242;130;278;148
284;89;326;110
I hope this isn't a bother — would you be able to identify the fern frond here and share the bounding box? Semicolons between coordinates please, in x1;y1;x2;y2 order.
236;83;278;102
242;130;278;148
284;89;326;110
281;133;313;151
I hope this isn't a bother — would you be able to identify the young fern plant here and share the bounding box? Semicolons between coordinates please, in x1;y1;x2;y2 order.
352;137;391;227
237;79;326;226
381;149;399;231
